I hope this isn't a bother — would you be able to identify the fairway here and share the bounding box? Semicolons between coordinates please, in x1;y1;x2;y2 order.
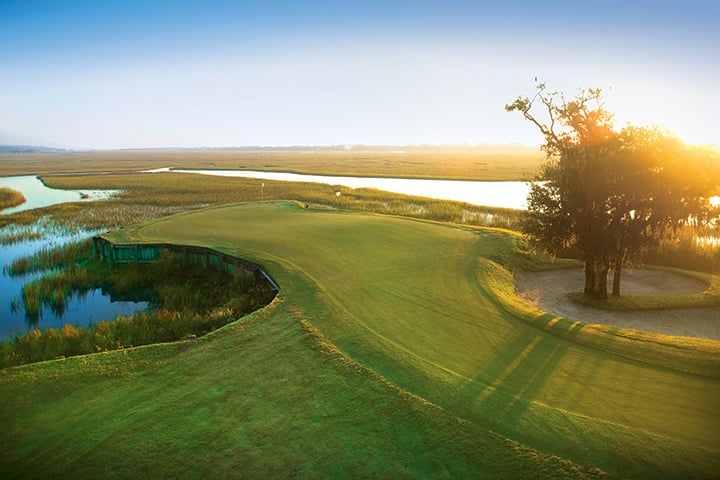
2;202;719;479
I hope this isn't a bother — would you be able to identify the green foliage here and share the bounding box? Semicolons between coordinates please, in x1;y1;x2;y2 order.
508;84;720;297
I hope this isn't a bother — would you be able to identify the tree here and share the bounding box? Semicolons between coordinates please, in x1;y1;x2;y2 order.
506;84;717;298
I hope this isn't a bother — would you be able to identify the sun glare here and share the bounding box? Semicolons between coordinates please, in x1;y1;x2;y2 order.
710;196;720;208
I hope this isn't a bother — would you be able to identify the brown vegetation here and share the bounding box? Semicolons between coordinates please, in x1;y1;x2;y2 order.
0;148;544;180
0;187;26;210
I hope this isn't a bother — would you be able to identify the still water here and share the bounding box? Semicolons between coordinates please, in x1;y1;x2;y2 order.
0;175;141;340
0;175;118;214
153;168;532;210
0;225;149;341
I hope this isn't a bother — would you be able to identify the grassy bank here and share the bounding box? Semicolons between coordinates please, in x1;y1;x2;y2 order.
3;203;717;478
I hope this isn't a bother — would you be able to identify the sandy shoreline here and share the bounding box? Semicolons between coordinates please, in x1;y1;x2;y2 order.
515;268;720;341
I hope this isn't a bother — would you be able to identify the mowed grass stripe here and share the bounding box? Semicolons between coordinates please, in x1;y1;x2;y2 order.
0;286;605;479
107;202;720;478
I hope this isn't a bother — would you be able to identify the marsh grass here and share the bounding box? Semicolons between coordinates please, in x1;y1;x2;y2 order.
36;172;527;230
8;238;94;275
0;187;26;210
21;265;92;319
0;148;545;180
3;251;276;368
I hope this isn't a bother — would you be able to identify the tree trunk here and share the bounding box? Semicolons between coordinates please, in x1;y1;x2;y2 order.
584;258;596;295
584;257;609;298
612;252;624;296
595;265;609;298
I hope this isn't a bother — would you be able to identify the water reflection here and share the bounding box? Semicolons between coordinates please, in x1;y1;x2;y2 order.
0;175;118;214
0;222;148;341
154;168;532;210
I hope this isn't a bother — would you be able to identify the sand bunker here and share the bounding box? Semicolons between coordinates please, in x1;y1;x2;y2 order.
515;268;720;341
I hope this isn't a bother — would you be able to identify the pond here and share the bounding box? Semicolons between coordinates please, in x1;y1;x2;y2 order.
0;223;149;341
0;175;118;214
152;168;533;210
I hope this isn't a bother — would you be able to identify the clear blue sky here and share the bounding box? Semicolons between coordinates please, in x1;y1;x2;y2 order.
1;0;718;149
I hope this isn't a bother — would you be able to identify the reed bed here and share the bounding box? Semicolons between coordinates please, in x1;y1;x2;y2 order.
0;187;26;210
2;251;275;368
38;172;528;230
7;238;93;275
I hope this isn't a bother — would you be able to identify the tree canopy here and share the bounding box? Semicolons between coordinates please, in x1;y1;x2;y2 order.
507;84;719;298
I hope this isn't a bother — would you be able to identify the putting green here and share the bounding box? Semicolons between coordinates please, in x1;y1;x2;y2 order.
105;202;720;478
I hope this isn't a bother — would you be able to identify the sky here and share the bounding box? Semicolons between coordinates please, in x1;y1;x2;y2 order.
0;0;718;149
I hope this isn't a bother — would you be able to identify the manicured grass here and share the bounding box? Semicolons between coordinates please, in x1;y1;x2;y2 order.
0;302;605;480
2;203;718;478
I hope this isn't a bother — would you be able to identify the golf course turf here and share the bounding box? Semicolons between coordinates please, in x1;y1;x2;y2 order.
1;202;718;479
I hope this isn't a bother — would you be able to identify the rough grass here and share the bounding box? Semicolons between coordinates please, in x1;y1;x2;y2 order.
78;202;720;479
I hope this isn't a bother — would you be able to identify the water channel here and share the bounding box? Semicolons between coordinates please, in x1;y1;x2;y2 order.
0;177;145;341
0;175;118;214
152;167;533;210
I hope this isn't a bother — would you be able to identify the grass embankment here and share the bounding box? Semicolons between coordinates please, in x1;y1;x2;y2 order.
0;302;603;480
0;147;544;180
0;187;26;210
3;203;717;479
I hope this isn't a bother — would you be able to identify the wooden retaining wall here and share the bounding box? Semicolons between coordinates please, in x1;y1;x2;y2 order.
92;236;280;292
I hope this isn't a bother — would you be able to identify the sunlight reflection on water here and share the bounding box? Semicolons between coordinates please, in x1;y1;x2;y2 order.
158;168;532;210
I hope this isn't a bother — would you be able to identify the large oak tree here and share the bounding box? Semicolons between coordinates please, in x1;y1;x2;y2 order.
507;85;719;298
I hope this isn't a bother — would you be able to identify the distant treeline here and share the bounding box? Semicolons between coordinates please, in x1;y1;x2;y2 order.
0;145;68;154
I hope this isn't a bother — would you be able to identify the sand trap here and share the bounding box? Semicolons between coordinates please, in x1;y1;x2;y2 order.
515;268;720;341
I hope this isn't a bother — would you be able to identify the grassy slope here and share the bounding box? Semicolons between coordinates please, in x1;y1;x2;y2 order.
1;303;599;480
2;203;719;478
